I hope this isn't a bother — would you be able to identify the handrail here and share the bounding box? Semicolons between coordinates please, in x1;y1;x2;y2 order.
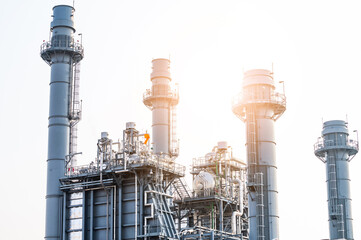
192;157;244;169
232;90;286;107
143;87;179;101
40;40;84;56
65;154;186;177
314;138;359;152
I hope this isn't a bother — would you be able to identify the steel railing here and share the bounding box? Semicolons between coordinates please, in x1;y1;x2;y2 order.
232;91;286;107
40;40;84;56
192;157;244;169
314;138;359;152
143;87;179;101
65;155;186;177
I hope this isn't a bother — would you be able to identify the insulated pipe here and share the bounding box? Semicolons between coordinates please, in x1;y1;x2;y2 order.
233;179;244;215
41;5;83;240
143;58;179;156
231;211;243;235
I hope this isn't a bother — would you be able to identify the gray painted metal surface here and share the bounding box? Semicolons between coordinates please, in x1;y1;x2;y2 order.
314;120;358;240
232;69;286;240
60;124;184;239
41;5;83;240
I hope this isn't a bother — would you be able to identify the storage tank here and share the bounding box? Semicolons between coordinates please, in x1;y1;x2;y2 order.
193;171;216;191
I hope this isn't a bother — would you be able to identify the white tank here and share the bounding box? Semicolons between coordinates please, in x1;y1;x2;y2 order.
193;171;216;190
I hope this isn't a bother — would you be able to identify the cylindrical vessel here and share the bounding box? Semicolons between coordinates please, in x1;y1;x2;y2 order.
314;120;358;240
232;69;286;240
41;5;83;239
143;58;179;156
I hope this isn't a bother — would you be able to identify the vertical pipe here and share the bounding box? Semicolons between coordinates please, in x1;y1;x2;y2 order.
139;182;144;236
110;188;114;240
118;185;122;240
135;174;138;239
41;5;83;240
82;191;86;240
219;200;223;232
114;186;116;240
90;190;94;240
62;193;66;240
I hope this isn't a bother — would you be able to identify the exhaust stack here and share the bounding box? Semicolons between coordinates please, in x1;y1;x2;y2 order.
314;120;358;240
40;5;83;239
233;69;286;240
143;58;179;157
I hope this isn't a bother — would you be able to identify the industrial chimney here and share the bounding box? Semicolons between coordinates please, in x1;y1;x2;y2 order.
232;69;286;240
314;120;358;240
143;58;179;157
40;5;84;239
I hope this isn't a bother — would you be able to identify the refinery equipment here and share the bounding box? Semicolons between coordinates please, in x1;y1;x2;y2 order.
232;69;286;240
40;5;84;240
42;5;186;239
314;120;359;240
60;123;185;239
143;58;179;157
41;5;289;240
174;142;248;239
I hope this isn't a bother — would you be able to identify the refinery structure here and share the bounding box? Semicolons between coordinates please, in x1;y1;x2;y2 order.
40;5;358;240
314;121;358;240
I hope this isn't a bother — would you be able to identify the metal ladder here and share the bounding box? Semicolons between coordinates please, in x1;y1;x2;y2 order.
255;172;265;240
336;204;345;238
68;62;82;167
246;104;257;183
328;154;345;239
328;155;338;216
170;106;179;157
247;104;265;240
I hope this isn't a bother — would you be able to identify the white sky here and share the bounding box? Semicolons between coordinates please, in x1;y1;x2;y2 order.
1;0;361;239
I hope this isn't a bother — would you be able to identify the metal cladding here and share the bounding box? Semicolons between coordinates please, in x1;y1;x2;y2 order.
314;120;359;240
41;5;83;240
60;124;185;240
143;58;179;157
232;69;286;240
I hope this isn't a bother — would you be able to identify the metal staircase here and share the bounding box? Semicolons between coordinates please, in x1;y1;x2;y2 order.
147;183;179;239
172;177;191;199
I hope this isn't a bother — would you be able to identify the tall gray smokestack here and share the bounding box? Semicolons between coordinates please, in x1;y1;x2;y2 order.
314;120;358;240
40;5;83;239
